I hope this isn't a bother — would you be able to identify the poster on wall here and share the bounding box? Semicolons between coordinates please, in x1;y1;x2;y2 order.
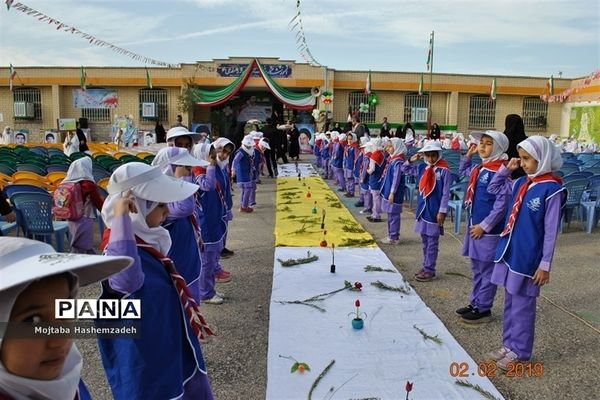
58;118;77;131
296;123;315;154
14;131;28;145
73;88;119;109
44;131;58;144
569;105;600;145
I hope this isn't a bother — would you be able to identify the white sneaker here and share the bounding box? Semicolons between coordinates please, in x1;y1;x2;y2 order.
203;294;224;305
381;237;400;245
216;291;226;299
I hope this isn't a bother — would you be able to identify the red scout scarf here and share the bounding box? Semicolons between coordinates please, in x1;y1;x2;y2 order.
381;153;405;177
369;149;385;166
500;172;563;236
464;160;506;207
135;238;215;342
418;159;449;198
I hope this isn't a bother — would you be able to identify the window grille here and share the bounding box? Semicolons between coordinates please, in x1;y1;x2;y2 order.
82;108;111;123
522;97;548;130
13;88;42;120
139;88;168;122
403;93;429;123
349;91;376;123
468;95;496;129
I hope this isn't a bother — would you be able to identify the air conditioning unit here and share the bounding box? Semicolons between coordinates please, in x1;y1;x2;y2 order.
141;102;157;118
411;107;428;123
14;102;35;118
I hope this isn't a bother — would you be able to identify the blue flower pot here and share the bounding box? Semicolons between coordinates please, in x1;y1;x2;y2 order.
352;318;364;330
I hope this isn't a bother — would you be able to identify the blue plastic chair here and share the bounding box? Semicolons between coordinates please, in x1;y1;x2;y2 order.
559;166;579;176
560;179;588;233
10;192;69;251
581;160;600;171
16;163;47;176
581;182;600;233
46;164;70;173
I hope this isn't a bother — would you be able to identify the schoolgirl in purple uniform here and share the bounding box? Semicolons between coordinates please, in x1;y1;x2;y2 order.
456;130;510;323
379;138;407;244
487;136;566;370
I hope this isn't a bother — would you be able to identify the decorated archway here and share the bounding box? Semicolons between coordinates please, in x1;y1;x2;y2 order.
188;59;316;110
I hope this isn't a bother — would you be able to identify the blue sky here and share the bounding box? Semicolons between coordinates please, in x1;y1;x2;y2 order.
1;0;598;78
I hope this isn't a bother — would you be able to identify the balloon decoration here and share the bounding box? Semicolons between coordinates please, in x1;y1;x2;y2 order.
368;92;379;106
321;91;333;104
359;103;369;113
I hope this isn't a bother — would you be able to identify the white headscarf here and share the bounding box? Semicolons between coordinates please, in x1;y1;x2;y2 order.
193;142;214;163
359;136;370;146
241;135;254;155
1;127;13;145
62;132;79;157
63;157;93;183
473;130;509;162
389;137;407;157
338;133;347;142
517;136;563;177
370;137;382;150
152;146;207;177
101;163;198;254
213;137;235;169
405;129;415;145
0;276;82;400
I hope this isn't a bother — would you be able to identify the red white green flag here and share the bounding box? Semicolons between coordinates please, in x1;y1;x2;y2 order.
426;31;434;71
9;63;16;91
546;75;554;95
145;66;153;89
490;78;497;100
418;74;424;96
80;66;87;91
364;70;371;95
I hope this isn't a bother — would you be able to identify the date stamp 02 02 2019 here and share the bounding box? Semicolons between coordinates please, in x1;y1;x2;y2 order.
449;361;544;378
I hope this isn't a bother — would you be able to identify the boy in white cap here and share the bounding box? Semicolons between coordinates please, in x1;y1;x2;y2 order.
0;237;132;400
166;127;202;153
403;140;451;281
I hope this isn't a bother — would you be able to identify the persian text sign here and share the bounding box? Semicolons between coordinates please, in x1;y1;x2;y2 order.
217;64;292;78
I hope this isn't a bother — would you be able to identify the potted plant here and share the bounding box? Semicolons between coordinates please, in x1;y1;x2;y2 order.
349;299;366;329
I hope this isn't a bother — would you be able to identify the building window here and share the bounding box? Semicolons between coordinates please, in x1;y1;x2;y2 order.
403;93;429;123
82;108;111;123
468;95;496;129
348;91;376;123
13;88;42;121
522;97;548;130
139;88;168;122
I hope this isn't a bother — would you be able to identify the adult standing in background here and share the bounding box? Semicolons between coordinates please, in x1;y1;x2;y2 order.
380;117;391;137
262;118;279;177
352;116;366;140
171;114;189;129
75;121;89;153
275;123;289;164
288;121;300;161
430;122;441;141
503;114;528;178
155;119;167;143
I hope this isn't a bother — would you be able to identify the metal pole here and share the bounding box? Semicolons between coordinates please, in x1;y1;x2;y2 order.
427;30;434;138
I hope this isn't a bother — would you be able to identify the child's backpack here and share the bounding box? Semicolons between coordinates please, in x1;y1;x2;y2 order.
53;182;84;220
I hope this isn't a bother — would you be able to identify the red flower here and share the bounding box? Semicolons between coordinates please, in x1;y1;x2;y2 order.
320;240;328;247
406;381;413;392
354;282;363;290
355;299;360;307
306;192;312;198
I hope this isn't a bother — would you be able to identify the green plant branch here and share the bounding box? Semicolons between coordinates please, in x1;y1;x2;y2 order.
340;238;375;247
371;280;411;294
308;359;335;400
413;325;443;344
454;379;500;400
277;251;319;267
364;265;396;273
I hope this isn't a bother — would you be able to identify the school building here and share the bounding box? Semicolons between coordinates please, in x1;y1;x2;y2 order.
0;57;598;143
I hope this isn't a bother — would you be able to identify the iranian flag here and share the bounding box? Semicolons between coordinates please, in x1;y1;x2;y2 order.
426;31;434;71
364;70;371;95
490;78;497;100
145;66;153;89
80;66;87;91
546;75;554;95
9;63;16;91
418;74;424;96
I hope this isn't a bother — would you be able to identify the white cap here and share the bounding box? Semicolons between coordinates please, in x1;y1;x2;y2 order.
166;127;202;142
418;140;444;153
0;238;133;292
152;147;209;173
